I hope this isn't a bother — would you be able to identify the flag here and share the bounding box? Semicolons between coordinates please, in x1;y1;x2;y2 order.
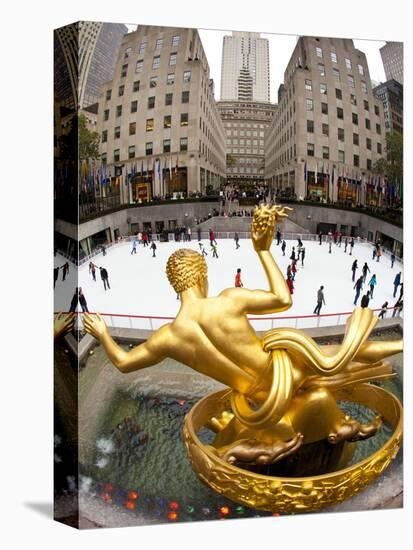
175;157;179;175
157;158;161;195
304;160;307;183
141;160;143;176
315;161;318;184
169;156;172;179
146;159;149;177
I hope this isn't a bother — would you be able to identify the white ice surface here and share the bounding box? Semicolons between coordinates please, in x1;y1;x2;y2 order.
55;239;403;330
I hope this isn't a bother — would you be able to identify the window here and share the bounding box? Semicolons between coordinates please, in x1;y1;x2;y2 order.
353;133;359;145
365;118;371;130
338;128;345;141
338;150;345;163
145;142;153;155
131;100;138;113
152;55;160;69
135;60;143;73
348;75;355;88
323;146;329;159
322;123;329;136
350;94;357;106
148;96;155;109
124;47;132;58
165;93;173;106
155;38;164;49
331;51;337;63
307;143;315;156
354;154;359;167
116;105;122;117
181;91;190;103
133;80;140;92
149;76;158;88
164;115;171;128
352;113;358;125
104;109;109;121
128;145;135;159
307;120;314;133
366;137;372;150
377;142;382;154
337;107;344;119
183;70;191;82
146;118;154;132
335;88;342;99
105;89;112;101
121;64;128;77
169;52;177;66
318;63;325;76
129;122;136;135
333;68;340;81
364;100;369;111
376;123;381;134
167;73;175;85
367;158;372;170
306;98;313;111
163;139;171;153
101;130;107;143
171;35;180;47
305;79;312;91
316;46;323;57
139;42;147;54
180;113;188;126
118;85;124;96
374;105;380;116
114;149;120;162
358;64;364;76
345;58;352;70
180;137;188;151
321;102;328;114
320;83;327;95
114;126;120;139
361;81;367;93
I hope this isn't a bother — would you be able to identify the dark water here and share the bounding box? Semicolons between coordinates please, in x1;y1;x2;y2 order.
79;373;402;523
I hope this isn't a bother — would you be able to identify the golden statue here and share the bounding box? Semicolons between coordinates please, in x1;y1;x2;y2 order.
84;204;403;512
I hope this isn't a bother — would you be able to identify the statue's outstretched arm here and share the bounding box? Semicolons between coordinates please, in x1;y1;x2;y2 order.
83;313;167;373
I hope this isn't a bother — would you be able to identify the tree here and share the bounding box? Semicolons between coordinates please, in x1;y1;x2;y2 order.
78;113;100;160
373;132;403;182
226;154;237;167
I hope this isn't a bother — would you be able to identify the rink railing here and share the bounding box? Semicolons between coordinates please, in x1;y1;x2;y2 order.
68;307;403;332
75;232;403;267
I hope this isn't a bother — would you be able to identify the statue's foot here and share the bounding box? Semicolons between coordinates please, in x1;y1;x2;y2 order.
328;415;383;444
209;432;303;466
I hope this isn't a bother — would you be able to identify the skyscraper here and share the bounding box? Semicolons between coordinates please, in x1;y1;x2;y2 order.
380;42;403;85
220;32;270;102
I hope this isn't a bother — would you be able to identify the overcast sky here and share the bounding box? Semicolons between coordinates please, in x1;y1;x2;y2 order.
127;25;387;102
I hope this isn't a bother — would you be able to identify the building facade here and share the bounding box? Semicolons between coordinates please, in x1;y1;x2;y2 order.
96;25;226;207
265;36;386;205
373;79;403;135
220;32;270;102
54;21;127;111
217;100;276;187
380;42;403;85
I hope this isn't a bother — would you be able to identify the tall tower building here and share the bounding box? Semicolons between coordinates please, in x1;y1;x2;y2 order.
220;32;270;102
380;42;403;85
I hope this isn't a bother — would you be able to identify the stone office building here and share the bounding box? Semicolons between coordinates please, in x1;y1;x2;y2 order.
97;25;226;203
217;100;276;187
265;36;386;205
373;79;403;135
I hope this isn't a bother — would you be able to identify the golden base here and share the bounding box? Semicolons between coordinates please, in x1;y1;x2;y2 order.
183;384;402;513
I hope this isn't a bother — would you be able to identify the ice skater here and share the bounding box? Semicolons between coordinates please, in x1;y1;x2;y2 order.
131;239;137;255
187;227;192;241
393;272;401;297
197;227;201;241
276;230;281;245
300;247;305;267
281;240;286;256
360;291;371;308
362;262;370;282
391;252;396;268
142;232;149;247
376;247;382;262
368;273;377;298
349;237;355;255
351;259;358;282
69;287;89;313
286;264;292;280
235;268;243;288
61;262;69;281
327;232;333;254
313;285;326;315
318;232;323;245
290;247;296;261
286;276;294;295
150;241;157;257
209;229;217;246
101;244;106;256
354;275;364;305
89;262;97;281
198;242;208;256
372;247;377;261
99;267;110;290
344;237;348;253
338;234;342;247
392;297;403;317
211;243;219;258
378;301;389;319
398;283;403;300
234;232;240;249
54;267;60;289
291;260;297;281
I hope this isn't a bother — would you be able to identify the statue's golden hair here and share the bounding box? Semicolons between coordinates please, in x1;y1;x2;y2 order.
166;249;207;293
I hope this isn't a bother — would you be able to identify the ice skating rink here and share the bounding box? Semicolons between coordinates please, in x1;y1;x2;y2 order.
55;238;403;329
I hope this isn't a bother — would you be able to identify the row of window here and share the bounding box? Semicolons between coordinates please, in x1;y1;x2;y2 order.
106;137;189;162
101;113;191;142
312;63;368;92
306;143;373;169
315;46;365;76
228;148;265;155
103;91;190;120
106;71;192;100
304;80;379;114
124;35;181;59
224;122;267;129
228;167;265;174
226;138;264;147
305;99;381;133
305;120;382;152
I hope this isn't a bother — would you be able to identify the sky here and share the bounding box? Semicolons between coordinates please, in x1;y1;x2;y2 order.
127;24;386;103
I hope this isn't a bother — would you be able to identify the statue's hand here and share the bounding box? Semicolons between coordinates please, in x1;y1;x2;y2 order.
83;313;108;341
251;204;293;251
54;312;75;340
